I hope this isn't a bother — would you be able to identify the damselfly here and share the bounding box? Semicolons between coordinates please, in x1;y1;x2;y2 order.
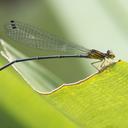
0;20;115;71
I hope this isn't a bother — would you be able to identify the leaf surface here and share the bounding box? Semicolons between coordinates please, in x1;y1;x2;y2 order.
47;61;128;127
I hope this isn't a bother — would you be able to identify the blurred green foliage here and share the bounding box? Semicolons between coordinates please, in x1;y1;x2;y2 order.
0;63;77;128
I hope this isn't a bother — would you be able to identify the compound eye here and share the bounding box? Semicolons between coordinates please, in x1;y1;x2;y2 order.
107;50;112;54
107;50;115;59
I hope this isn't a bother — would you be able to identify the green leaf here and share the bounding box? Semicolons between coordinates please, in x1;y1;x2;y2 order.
1;60;128;128
47;60;128;127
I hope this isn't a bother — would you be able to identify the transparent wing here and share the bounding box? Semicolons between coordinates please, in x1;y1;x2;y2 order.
5;20;89;53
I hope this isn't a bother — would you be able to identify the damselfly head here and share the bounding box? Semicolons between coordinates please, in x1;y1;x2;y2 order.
106;50;115;59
